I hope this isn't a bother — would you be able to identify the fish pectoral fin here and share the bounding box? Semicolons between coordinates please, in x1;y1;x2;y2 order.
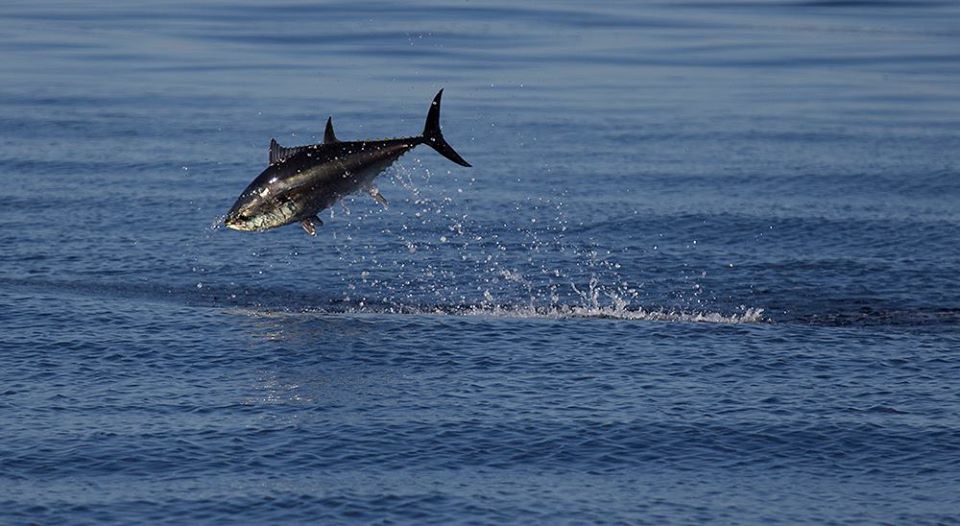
368;187;388;208
300;216;323;236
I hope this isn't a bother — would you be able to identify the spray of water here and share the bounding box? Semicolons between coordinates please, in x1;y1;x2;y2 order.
309;162;767;324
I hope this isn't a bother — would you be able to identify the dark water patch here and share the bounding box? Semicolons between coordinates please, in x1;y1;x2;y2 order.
795;307;960;327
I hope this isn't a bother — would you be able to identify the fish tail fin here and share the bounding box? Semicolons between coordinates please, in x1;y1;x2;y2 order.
422;89;471;167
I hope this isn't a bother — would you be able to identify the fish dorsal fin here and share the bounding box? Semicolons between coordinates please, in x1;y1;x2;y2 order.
269;138;309;165
324;117;339;144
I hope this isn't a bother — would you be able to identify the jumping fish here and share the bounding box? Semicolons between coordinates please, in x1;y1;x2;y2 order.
224;90;470;235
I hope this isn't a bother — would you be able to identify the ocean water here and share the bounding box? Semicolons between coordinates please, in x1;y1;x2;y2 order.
2;0;959;523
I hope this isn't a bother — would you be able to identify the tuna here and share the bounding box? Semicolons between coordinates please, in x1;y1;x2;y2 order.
224;90;470;235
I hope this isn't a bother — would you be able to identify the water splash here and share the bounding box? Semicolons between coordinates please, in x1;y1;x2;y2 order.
209;213;226;231
351;303;767;324
285;162;769;324
246;297;764;323
456;304;767;323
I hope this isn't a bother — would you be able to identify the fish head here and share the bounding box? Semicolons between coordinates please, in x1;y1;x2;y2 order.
223;206;261;232
224;185;296;232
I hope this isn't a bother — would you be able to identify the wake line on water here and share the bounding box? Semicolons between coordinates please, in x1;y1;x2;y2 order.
14;274;959;327
300;303;767;324
0;277;766;325
467;304;767;323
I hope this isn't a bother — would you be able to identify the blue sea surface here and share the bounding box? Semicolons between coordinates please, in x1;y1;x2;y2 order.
2;0;959;524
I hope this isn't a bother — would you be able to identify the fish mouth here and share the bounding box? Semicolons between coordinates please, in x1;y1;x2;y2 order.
224;209;267;232
223;211;246;231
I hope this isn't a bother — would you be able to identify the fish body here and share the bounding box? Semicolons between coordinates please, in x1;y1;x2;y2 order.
224;90;470;235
